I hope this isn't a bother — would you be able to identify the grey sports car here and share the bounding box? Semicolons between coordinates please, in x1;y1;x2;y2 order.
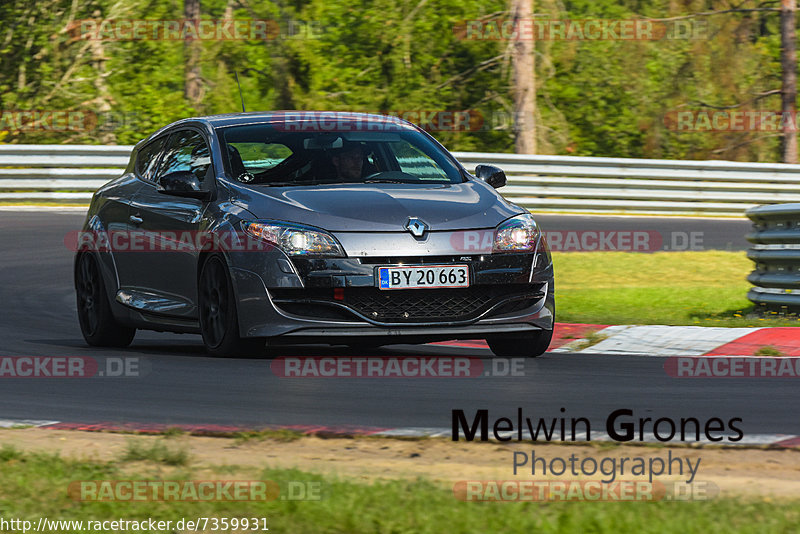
74;112;554;357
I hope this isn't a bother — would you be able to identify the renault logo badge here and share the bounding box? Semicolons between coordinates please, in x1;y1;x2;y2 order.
405;217;428;238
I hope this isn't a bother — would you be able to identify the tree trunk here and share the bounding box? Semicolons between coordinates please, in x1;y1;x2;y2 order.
184;0;202;107
511;0;536;154
781;0;797;163
88;39;116;144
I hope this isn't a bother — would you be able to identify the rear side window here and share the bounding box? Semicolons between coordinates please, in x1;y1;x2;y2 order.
156;130;212;185
135;138;165;181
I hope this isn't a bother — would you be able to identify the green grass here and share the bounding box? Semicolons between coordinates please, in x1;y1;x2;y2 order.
122;439;191;466
0;445;798;533
0;443;23;461
554;251;800;327
754;346;785;357
160;426;186;438
572;330;609;351
233;428;305;445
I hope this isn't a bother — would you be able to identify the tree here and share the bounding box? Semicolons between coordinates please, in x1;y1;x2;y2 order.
781;0;797;163
511;0;536;153
184;0;202;107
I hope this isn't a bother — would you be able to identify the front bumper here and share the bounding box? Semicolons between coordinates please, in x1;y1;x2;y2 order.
230;247;554;340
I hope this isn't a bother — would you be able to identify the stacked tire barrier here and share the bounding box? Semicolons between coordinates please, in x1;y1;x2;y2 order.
746;203;800;309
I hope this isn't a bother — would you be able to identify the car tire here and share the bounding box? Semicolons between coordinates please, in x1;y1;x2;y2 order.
486;329;553;358
199;254;265;358
75;252;136;347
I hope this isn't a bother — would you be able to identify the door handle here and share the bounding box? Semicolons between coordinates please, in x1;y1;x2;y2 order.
129;215;143;225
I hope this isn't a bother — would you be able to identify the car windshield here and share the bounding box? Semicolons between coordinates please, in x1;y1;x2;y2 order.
218;124;464;186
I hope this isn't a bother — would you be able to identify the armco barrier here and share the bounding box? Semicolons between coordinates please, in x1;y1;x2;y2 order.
0;145;131;202
4;144;800;215
746;203;800;308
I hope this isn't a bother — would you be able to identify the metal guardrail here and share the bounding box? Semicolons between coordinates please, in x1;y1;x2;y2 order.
746;203;800;308
454;152;800;216
0;145;131;202
4;144;800;215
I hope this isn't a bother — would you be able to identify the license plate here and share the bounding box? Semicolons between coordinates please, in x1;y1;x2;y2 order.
378;265;469;290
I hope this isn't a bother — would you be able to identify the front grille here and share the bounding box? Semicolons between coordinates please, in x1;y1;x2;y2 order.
271;284;543;323
345;286;504;321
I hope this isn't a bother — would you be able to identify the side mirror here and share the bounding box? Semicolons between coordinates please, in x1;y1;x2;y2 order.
157;171;212;201
475;164;507;189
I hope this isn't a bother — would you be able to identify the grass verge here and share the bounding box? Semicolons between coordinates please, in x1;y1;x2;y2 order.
554;251;800;327
0;445;799;533
122;439;191;466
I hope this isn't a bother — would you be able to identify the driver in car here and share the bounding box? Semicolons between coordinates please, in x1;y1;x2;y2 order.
330;142;374;181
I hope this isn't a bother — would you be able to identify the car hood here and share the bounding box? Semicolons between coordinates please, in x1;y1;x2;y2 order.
234;181;523;232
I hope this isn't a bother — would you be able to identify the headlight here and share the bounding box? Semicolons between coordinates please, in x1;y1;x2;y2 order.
243;221;345;257
493;213;540;252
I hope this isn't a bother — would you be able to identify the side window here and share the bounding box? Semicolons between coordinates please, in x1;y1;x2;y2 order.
135;138;165;181
156;130;212;185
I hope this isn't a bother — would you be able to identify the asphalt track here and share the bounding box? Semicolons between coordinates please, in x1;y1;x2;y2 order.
1;210;797;437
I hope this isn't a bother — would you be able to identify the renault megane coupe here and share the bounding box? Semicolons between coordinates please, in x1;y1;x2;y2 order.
74;112;554;357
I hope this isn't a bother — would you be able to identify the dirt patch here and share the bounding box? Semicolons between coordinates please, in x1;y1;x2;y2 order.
2;428;799;497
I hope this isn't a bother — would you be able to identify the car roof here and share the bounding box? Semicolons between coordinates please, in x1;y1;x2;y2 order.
172;111;419;129
136;111;420;149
